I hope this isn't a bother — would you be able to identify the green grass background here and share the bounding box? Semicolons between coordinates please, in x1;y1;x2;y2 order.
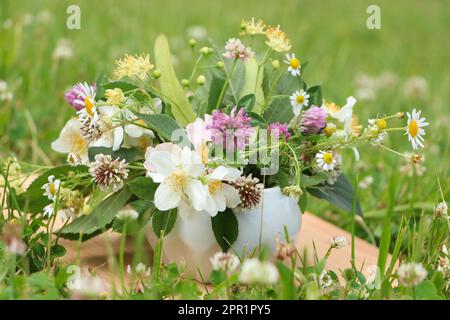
1;0;449;240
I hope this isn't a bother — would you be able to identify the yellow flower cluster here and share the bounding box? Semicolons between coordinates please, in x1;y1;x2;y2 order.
240;17;266;35
265;25;292;52
114;54;154;80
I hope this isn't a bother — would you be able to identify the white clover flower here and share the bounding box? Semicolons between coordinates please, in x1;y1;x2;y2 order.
316;150;336;172
397;262;427;287
210;252;240;272
319;270;333;288
223;38;254;61
52;38;74;61
290;90;310;116
403;76;428;100
406;109;429;150
116;206;139;221
284;53;301;77
240;258;279;285
434;202;448;219
42;175;61;201
358;176;374;189
331;236;347;249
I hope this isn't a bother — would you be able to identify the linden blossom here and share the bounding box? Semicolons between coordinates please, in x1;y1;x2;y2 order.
178;304;213;317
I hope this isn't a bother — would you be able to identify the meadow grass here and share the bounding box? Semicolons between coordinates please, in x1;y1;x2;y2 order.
0;0;449;299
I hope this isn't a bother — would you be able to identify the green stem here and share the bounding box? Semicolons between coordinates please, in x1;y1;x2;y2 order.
119;223;128;295
216;59;238;109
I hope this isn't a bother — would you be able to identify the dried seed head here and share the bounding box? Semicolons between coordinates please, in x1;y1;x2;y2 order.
230;174;264;212
89;154;129;190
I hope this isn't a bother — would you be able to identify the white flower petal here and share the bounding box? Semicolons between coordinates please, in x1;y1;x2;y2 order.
147;151;176;178
209;166;241;181
154;182;181;211
186;179;206;212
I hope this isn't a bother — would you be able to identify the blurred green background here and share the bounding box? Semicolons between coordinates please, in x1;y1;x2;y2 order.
1;0;449;237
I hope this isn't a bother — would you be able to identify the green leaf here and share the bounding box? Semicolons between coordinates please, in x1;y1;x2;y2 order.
306;174;362;215
415;281;442;300
210;270;226;286
88;146;139;163
17;165;88;214
211;208;239;251
154;34;195;125
101;80;139;93
58;186;132;240
152;208;177;238
247;111;267;128
239;58;264;114
306;85;323;106
128;176;157;201
276;261;296;299
138;113;187;144
129;199;154;214
263;96;294;124
237;94;255;112
207;76;225;113
51;245;66;258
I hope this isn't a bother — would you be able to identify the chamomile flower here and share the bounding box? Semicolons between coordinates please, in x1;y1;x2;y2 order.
284;53;301;77
76;83;99;128
43;203;55;217
42;175;61;201
316;150;336;172
406;109;429;150
290;90;310;116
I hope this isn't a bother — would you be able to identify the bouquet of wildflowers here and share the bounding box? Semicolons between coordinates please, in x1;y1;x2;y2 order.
15;18;428;252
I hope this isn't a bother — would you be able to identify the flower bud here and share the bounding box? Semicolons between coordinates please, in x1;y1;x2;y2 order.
199;46;210;55
271;59;280;69
196;75;206;85
216;61;224;69
188;38;197;48
152;69;162;79
181;79;190;87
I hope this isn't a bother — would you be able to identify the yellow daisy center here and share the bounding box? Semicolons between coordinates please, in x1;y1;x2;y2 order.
376;119;387;130
289;58;300;69
85;97;95;117
208;180;223;196
49;182;57;196
296;95;305;104
323;153;334;164
168;170;188;190
408;120;419;137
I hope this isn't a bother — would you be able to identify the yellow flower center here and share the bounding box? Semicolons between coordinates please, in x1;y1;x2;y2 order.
49;182;57;196
323;153;334;164
85;97;95;117
323;125;336;137
296;95;305;104
408;120;419;137
208;180;222;196
168;170;188;190
289;58;300;69
71;134;87;153
199;143;209;165
376;119;387;130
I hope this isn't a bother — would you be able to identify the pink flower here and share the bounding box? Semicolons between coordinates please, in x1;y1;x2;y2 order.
207;107;255;151
223;38;254;61
300;106;327;135
64;82;96;111
186;116;212;148
268;122;290;141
